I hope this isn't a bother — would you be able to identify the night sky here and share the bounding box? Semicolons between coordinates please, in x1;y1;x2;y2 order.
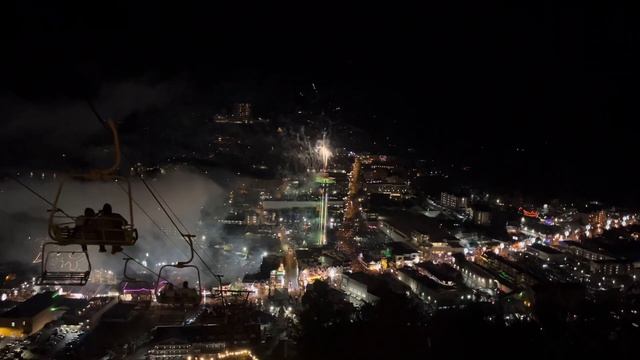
3;3;639;205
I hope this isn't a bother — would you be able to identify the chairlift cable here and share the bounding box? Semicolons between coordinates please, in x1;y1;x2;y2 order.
86;104;223;298
115;181;190;260
117;181;167;237
7;175;74;219
141;178;191;238
145;181;222;285
148;181;190;235
87;100;106;126
121;250;171;284
142;177;221;277
10;102;114;219
141;177;225;302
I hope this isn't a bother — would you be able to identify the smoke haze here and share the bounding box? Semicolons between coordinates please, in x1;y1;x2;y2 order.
0;167;266;284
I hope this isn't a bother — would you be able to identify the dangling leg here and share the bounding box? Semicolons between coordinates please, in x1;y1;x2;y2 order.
99;244;107;253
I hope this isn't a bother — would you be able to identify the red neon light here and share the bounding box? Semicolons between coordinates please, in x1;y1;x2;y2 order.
519;207;539;218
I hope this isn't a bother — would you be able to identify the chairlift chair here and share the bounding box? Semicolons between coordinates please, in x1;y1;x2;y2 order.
119;258;153;305
39;118;138;286
155;236;203;306
48;178;138;247
37;246;91;286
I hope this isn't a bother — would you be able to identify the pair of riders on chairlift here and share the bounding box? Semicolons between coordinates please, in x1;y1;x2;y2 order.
160;281;199;301
73;203;128;254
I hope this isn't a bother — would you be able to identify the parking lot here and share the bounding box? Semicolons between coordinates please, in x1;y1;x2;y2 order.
0;323;85;359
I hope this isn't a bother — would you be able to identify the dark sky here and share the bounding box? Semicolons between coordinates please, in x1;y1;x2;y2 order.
3;2;639;205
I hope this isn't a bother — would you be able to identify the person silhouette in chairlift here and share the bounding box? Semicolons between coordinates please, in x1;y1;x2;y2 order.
97;203;128;254
74;207;96;251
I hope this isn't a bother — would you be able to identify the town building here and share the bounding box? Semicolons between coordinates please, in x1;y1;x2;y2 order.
477;252;541;287
451;254;499;294
340;272;384;305
560;240;614;261
415;262;462;286
396;267;472;307
527;243;565;262
0;291;64;337
589;260;634;275
471;204;492;226
440;192;469;210
386;241;420;266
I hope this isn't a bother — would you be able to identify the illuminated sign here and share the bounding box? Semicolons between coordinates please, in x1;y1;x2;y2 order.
519;207;539;218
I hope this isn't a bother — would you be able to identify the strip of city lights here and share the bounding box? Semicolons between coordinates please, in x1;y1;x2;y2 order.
186;349;259;360
217;349;259;359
